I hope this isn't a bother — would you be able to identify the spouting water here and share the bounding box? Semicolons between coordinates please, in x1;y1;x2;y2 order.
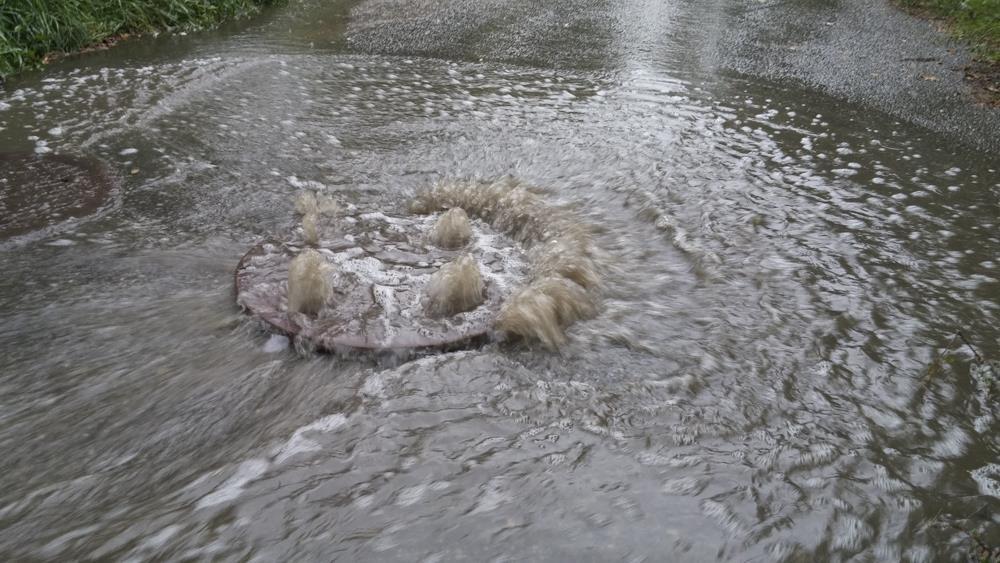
294;191;317;215
412;178;601;346
286;248;332;315
497;276;597;349
295;190;339;217
296;191;339;247
236;209;530;351
424;253;485;316
301;212;319;246
428;207;472;249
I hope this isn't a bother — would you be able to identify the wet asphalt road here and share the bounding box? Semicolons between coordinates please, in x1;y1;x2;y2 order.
346;0;1000;152
710;0;1000;154
0;0;998;560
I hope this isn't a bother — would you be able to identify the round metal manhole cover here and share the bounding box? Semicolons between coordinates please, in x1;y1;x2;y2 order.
235;211;530;352
0;152;114;239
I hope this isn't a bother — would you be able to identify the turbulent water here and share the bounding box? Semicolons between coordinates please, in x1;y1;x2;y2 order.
1;0;998;560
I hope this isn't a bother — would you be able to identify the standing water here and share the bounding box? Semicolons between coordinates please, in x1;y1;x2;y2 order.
0;0;998;560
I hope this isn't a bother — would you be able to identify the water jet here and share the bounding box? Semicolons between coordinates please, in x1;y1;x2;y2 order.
287;249;332;315
425;253;485;316
295;190;339;217
236;179;601;353
301;212;320;246
428;207;472;249
236;208;529;352
411;178;602;348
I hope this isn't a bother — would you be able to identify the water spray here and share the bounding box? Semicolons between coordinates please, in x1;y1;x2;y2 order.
235;180;600;353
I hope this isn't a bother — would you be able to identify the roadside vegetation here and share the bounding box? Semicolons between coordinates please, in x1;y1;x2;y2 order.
0;0;281;78
897;0;1000;61
897;0;1000;102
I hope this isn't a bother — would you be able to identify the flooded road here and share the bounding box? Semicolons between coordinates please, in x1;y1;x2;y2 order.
1;0;999;560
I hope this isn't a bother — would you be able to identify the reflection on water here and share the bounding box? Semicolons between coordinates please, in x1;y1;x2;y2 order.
0;0;998;560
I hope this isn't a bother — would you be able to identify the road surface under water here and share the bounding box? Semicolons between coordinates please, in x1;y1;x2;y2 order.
1;0;998;560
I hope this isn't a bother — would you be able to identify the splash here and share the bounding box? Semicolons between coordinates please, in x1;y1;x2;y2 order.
496;277;597;349
425;254;485;316
301;212;319;246
236;213;528;352
287;249;332;315
295;191;316;215
428;207;472;249
412;178;601;347
296;191;339;247
411;178;549;244
294;190;339;216
529;228;600;290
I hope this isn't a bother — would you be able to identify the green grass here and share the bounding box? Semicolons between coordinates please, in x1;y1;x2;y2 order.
898;0;1000;62
0;0;282;77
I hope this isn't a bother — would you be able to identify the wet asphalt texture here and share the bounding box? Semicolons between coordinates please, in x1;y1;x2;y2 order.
345;0;1000;153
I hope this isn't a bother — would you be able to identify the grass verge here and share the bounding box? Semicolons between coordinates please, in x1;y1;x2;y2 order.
897;0;1000;61
896;0;1000;103
0;0;282;78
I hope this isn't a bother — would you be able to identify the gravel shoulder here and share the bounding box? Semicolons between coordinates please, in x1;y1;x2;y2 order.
346;0;1000;152
699;0;1000;153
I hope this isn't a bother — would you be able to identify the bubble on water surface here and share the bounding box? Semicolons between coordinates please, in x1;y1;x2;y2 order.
970;464;1000;498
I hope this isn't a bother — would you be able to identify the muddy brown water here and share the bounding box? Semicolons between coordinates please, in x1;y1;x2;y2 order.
0;0;998;560
0;152;114;239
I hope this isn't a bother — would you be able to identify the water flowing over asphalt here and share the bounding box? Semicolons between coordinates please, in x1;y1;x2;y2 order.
1;0;998;560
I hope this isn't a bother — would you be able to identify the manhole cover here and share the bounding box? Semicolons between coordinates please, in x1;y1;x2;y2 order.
0;152;113;239
235;211;530;352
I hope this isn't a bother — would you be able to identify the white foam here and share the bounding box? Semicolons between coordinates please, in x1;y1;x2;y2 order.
287;175;327;191
196;458;270;508
971;464;1000;498
262;334;288;353
930;426;969;459
272;414;348;464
